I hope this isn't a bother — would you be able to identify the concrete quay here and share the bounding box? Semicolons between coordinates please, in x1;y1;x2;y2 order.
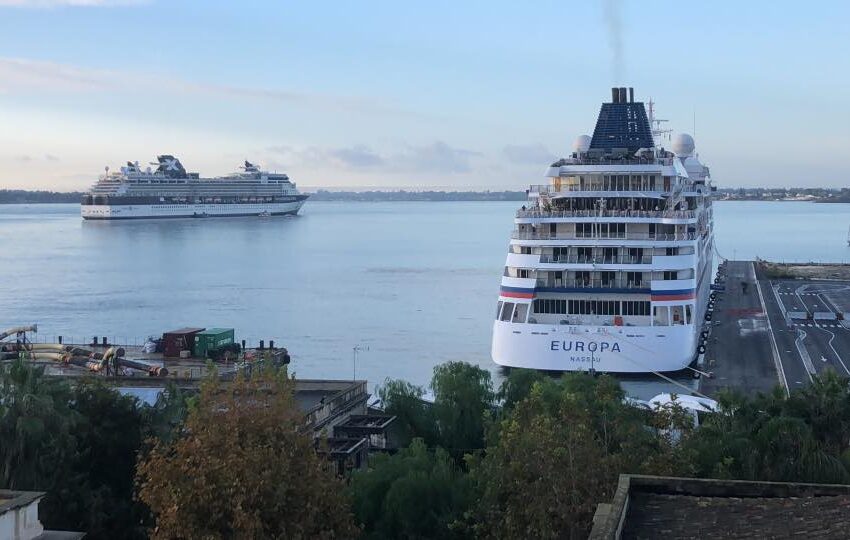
701;260;850;398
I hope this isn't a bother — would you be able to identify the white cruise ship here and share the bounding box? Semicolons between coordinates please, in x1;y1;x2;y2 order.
81;156;308;220
492;87;714;373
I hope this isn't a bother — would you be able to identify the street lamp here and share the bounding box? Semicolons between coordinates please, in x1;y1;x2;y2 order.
353;345;369;380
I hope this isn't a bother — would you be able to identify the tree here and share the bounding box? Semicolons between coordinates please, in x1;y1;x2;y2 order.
0;359;77;492
136;367;358;539
683;371;850;484
348;439;471;539
52;380;149;539
0;360;154;539
496;368;548;412
466;373;688;539
430;361;495;454
377;379;437;448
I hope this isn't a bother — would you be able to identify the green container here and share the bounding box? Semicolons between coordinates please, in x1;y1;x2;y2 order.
193;328;235;357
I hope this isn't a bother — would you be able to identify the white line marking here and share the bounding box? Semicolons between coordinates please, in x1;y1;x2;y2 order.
794;329;817;379
755;263;791;393
820;326;850;376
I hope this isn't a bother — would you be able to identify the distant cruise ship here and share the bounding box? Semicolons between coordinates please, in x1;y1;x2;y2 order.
81;156;308;220
492;87;714;373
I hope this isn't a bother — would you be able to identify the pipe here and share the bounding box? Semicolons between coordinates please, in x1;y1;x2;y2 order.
0;325;37;342
117;358;168;377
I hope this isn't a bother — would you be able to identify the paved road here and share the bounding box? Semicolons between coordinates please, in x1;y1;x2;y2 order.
701;261;786;397
770;279;850;379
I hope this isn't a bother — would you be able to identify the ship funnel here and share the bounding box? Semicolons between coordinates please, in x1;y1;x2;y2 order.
611;87;619;103
629;87;634;103
618;87;627;103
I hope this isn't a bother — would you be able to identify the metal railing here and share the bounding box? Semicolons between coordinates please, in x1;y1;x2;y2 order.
512;231;696;242
516;209;696;220
538;254;653;265
535;278;647;289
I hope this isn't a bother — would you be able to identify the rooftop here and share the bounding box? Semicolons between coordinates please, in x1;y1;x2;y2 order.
0;490;85;540
589;475;850;539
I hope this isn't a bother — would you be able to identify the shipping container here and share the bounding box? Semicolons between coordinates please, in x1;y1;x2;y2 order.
162;327;205;358
193;328;235;357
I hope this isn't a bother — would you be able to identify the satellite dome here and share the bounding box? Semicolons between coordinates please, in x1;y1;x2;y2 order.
672;133;695;157
573;135;592;153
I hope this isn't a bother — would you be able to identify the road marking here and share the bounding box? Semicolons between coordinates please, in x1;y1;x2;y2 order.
820;326;850;376
755;263;791;393
794;329;817;379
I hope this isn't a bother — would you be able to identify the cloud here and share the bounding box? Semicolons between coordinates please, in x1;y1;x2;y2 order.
0;57;409;117
327;146;385;168
10;154;60;163
502;143;556;164
267;141;479;174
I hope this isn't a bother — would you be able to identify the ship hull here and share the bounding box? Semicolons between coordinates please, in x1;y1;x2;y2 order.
491;319;699;373
81;199;306;220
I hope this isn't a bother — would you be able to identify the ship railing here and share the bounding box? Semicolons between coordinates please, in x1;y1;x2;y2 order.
538;255;652;265
516;209;696;220
528;184;669;195
525;315;652;327
534;278;646;289
512;231;696;242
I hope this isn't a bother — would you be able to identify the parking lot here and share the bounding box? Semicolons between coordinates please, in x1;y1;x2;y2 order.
767;280;850;384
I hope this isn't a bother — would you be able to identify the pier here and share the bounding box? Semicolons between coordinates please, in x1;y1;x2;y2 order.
702;260;850;397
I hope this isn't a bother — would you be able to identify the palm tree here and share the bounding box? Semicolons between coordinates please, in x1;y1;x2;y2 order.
0;359;77;489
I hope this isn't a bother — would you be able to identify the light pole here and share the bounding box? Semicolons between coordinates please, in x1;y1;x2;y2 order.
353;345;369;380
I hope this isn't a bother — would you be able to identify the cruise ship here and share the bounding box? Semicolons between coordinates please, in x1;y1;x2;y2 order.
492;87;714;373
81;156;308;220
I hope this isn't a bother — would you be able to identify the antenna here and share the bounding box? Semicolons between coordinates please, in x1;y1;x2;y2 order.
648;98;672;143
693;107;696;139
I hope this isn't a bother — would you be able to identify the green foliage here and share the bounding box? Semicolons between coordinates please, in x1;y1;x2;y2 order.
377;379;437;447
0;360;77;490
430;362;495;454
348;439;471;539
0;360;186;539
50;380;149;539
378;361;496;455
496;368;548;412
684;370;850;484
464;373;688;539
137;366;358;539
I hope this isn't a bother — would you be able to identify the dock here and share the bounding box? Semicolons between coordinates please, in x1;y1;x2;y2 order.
701;260;850;397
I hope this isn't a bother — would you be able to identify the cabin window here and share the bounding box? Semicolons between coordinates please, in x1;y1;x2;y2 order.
495;301;503;320
500;302;515;322
515;303;529;322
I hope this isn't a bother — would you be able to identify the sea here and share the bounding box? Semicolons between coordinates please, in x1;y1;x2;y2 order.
1;200;849;400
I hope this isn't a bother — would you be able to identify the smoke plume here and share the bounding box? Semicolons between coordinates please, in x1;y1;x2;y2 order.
603;0;624;82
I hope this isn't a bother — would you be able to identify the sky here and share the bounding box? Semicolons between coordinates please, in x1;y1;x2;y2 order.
0;0;848;191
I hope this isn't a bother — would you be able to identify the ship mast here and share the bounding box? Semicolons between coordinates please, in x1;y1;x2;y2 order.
647;98;672;145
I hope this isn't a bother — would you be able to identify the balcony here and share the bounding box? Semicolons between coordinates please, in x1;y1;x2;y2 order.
538;254;652;265
535;278;648;290
512;231;696;242
516;208;696;220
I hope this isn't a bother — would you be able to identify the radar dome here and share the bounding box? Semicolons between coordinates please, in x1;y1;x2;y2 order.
672;133;695;157
572;135;592;153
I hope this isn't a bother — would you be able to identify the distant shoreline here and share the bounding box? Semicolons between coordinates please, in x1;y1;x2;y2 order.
0;189;528;204
2;188;848;204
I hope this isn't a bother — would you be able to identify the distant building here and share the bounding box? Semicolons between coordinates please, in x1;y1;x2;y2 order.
589;474;850;539
0;490;85;539
296;379;396;475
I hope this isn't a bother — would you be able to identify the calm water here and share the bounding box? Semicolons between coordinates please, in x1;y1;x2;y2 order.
1;200;848;399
